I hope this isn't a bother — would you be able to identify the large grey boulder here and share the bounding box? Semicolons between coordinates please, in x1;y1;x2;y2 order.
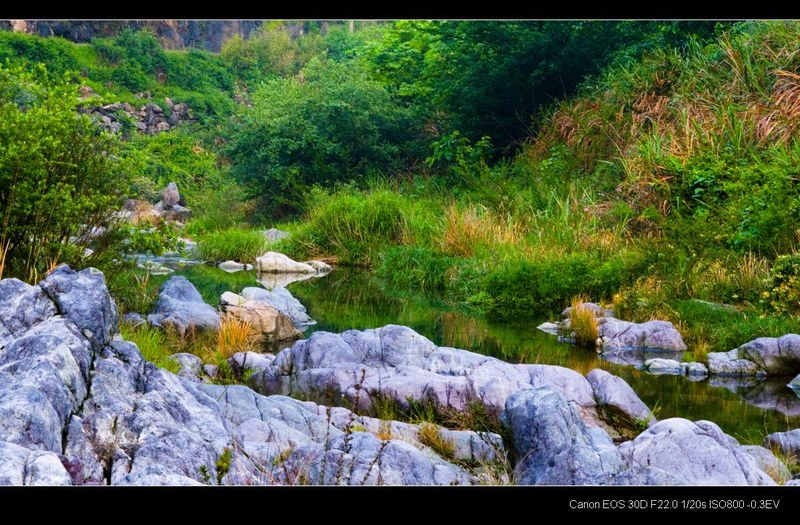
0;277;57;348
708;335;800;377
598;318;687;353
616;419;775;485
255;252;316;274
40;265;118;350
503;386;623;485
250;325;601;425
0;441;72;485
587;369;655;431
147;276;220;335
241;286;315;327
765;428;800;455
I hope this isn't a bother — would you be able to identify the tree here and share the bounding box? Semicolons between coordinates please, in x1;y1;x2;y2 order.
227;58;418;217
0;64;127;281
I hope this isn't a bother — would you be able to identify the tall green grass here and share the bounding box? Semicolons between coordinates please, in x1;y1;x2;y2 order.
197;228;267;263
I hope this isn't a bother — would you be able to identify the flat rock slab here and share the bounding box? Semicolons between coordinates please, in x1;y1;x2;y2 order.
256;252;316;274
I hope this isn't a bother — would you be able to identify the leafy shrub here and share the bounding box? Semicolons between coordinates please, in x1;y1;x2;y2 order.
227;58;419;217
763;253;800;315
0;64;127;282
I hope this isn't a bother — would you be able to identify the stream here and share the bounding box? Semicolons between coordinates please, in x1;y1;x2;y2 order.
157;263;800;445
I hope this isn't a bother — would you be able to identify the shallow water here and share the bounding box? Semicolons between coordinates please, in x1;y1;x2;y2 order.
169;264;800;444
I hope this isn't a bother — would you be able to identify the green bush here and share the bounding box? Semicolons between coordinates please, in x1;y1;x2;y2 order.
763;253;800;315
227;58;419;217
0;64;127;281
197;228;266;263
483;251;645;320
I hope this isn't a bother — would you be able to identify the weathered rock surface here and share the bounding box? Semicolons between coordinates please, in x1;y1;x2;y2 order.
250;325;602;425
256;252;317;274
218;260;253;273
504;386;623;485
742;445;792;484
765;428;800;455
147;276;220;335
615;419;775;485
168;353;203;382
82;100;193;135
791;373;800;393
219;292;302;343
587;369;655;430
598;318;687;353
162;182;180;208
262;228;291;243
643;358;708;378
708;335;800;377
240;286;315;327
0;267;481;485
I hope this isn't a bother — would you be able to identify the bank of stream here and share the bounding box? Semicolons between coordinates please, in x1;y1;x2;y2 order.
158;264;800;445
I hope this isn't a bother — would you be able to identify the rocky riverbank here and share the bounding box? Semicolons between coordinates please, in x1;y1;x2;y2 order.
0;265;795;485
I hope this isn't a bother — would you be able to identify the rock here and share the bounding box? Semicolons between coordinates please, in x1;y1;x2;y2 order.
0;278;57;348
168;353;203;381
122;313;146;327
40;265;118;351
560;302;614;319
616;419;774;485
220;292;302;343
218;260;254;273
707;348;765;376
305;260;332;273
708;335;800;377
255;252;316;274
597;318;687;353
250;325;600;425
684;361;708;377
228;351;275;376
147;276;220;335
587;369;655;431
0;442;72;485
643;358;684;375
503;386;623;485
202;364;219;378
240;287;315;327
536;322;560;336
161;204;191;223
790;373;800;393
178;237;197;254
263;228;290;243
765;428;800;455
742;445;792;484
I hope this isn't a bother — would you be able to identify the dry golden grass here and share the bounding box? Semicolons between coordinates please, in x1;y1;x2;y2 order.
0;239;8;280
569;295;599;348
440;204;525;257
417;423;456;460
215;314;257;359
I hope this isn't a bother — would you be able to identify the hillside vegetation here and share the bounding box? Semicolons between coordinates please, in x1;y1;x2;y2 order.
4;20;800;357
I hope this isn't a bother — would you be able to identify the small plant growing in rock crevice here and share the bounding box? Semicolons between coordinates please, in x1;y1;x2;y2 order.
417;423;456;460
215;447;232;485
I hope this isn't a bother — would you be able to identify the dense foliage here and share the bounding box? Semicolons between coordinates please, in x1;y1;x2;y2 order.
0;65;126;281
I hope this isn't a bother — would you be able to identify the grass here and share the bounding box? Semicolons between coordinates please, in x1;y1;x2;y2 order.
417;423;456;460
119;322;180;373
569;295;599;347
215;314;256;359
197;228;267;264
